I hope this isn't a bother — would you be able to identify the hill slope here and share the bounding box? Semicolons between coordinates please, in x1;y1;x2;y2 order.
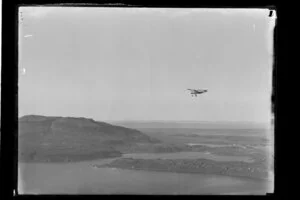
18;115;161;162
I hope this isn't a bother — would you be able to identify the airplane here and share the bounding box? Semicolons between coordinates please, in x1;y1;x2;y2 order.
187;89;207;97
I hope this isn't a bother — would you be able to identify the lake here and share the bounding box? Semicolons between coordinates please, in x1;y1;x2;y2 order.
19;157;272;194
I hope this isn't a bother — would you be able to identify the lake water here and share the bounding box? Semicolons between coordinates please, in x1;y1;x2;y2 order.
123;152;254;163
19;157;272;194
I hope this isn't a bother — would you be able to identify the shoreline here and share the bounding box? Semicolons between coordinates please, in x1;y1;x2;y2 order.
95;157;271;181
96;165;272;182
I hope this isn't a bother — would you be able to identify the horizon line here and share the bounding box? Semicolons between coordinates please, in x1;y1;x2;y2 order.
19;114;271;124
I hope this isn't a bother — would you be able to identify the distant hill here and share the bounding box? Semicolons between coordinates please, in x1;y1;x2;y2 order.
110;121;271;130
18;115;161;162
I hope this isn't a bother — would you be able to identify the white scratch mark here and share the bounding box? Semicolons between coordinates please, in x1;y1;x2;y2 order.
21;68;26;75
24;34;33;38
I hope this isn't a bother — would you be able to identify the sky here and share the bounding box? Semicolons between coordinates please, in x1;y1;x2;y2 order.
18;7;275;123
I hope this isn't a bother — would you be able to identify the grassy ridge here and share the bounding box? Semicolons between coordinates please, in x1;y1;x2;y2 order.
18;115;160;162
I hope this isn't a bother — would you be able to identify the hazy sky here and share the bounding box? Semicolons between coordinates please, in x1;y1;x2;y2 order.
18;7;275;122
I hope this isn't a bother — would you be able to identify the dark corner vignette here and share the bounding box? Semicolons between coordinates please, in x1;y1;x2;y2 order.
3;2;281;197
273;5;289;197
270;5;277;197
1;0;19;199
272;5;291;197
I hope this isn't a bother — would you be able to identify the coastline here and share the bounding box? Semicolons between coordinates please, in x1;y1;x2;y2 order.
95;157;271;181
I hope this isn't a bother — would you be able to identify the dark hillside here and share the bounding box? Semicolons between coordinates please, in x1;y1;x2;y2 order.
18;115;160;162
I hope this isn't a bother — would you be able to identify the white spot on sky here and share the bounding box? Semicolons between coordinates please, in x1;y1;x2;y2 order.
21;68;26;75
253;24;256;31
24;34;33;38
